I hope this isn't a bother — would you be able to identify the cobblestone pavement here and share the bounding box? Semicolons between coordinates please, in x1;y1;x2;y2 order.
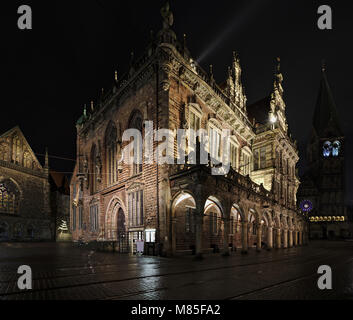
0;241;352;300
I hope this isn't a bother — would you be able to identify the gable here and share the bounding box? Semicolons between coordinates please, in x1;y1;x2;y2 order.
0;126;43;170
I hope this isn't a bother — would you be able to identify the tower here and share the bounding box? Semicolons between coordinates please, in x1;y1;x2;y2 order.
299;63;347;239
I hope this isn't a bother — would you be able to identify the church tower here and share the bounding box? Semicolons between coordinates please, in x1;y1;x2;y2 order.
298;63;348;239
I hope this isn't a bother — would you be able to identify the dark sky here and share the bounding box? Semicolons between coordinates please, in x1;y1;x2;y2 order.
1;0;352;203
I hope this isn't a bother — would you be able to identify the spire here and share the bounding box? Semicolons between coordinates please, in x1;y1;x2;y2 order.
44;147;49;169
313;61;342;136
114;70;118;82
273;57;283;96
160;1;174;29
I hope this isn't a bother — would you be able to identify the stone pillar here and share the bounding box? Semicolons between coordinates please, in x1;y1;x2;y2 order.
256;224;262;251
195;213;204;259
289;230;293;248
223;217;230;256
267;226;273;250
241;221;248;254
283;229;288;248
276;228;281;249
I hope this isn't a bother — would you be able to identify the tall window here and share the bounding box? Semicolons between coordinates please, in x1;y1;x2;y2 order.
23;152;32;168
209;212;218;235
72;206;77;231
90;204;99;232
78;206;83;230
323;141;332;157
0;143;8;161
209;127;221;161
230;143;238;170
128;190;144;227
91;145;97;193
241;151;251;176
0;180;19;214
189;111;201;132
332;141;341;157
129;111;143;175
105;123;117;186
254;147;267;170
12;136;21;164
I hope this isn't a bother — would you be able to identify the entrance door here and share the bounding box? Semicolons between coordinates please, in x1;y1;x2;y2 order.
117;208;128;253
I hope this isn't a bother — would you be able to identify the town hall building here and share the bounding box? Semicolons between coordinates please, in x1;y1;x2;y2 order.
70;2;307;257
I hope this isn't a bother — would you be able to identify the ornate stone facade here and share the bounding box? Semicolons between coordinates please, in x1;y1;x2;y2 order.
0;126;52;241
70;3;306;256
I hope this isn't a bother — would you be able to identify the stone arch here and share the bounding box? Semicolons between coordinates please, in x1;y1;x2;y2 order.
171;191;198;252
105;197;127;240
247;208;260;248
204;195;224;251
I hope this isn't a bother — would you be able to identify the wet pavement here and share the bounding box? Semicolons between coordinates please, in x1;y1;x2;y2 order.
0;241;353;300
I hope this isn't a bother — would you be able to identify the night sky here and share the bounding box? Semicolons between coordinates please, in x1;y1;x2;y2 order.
1;0;352;203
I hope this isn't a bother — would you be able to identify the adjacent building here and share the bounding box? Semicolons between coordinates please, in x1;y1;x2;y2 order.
70;2;306;256
298;66;348;239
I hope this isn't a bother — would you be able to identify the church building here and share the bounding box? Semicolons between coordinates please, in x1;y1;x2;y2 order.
297;65;348;239
0;126;53;241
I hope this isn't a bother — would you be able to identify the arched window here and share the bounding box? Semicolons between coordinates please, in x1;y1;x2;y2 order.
23;151;32;168
0;143;9;161
0;179;20;214
12;136;21;164
128;111;143;175
332;140;341;157
105;122;117;186
90;145;97;193
323;141;332;157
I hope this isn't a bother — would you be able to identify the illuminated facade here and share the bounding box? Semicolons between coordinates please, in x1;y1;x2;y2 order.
71;3;306;256
0;126;52;241
297;66;348;239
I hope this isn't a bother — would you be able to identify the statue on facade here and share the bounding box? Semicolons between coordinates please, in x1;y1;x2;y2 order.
161;2;173;29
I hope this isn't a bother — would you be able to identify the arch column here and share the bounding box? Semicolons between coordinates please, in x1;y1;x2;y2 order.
276;228;281;249
283;229;288;248
289;230;293;248
267;226;273;250
194;210;204;259
256;224;262;251
241;221;248;254
222;217;230;256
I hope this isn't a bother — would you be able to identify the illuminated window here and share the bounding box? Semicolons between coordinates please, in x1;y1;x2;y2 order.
0;143;9;161
23;152;32;168
230;142;238;170
145;229;156;243
128;190;144;227
254;147;267;170
12;136;21;164
0;180;20;214
209;127;221;161
323;141;332;157
332;141;341;157
240;150;252;176
189;111;201;132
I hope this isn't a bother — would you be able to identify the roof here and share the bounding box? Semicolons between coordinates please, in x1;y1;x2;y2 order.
247;96;271;125
313;69;342;137
49;170;70;195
